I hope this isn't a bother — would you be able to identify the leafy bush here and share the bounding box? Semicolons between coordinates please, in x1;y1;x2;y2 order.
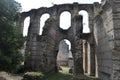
24;72;44;80
0;0;25;73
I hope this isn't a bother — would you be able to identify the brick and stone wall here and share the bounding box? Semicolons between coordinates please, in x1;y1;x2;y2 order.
93;0;120;80
20;3;93;76
20;1;120;80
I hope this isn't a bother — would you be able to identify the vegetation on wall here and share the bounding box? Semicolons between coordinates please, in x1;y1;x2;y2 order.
0;0;25;73
96;7;103;15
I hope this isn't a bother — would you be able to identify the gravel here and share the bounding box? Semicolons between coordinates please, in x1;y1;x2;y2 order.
0;71;23;80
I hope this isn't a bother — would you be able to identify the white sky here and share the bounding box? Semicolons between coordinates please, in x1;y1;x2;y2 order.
16;0;101;36
16;0;101;12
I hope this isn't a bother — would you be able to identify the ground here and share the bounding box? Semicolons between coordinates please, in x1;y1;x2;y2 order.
46;66;73;80
0;67;99;80
0;71;23;80
46;66;99;80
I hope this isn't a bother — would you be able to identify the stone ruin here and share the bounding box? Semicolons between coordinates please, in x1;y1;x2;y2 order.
20;0;120;80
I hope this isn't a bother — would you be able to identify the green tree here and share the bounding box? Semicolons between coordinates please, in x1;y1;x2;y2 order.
0;0;25;73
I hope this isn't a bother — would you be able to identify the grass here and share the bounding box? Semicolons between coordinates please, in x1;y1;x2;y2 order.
46;66;73;80
85;75;99;80
25;71;44;77
45;67;99;80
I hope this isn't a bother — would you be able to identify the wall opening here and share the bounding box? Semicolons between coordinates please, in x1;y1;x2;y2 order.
60;11;71;30
57;39;73;73
79;10;90;33
83;40;88;73
23;17;30;36
87;41;91;75
83;40;96;76
39;13;50;35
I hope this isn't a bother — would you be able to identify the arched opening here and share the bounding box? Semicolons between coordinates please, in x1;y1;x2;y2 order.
83;39;96;77
39;13;50;35
83;40;88;73
79;10;90;33
60;11;71;30
87;42;91;75
57;39;73;74
23;17;30;36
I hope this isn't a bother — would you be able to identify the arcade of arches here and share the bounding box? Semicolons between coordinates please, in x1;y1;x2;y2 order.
20;0;120;80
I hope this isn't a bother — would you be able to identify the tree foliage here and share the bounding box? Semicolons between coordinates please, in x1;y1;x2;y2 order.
0;0;25;72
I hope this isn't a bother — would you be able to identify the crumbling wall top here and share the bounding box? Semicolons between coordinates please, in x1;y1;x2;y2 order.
21;3;94;19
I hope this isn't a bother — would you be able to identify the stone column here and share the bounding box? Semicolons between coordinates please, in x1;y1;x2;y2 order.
71;14;84;75
73;39;84;75
87;42;95;76
25;14;40;70
83;40;88;73
72;39;84;75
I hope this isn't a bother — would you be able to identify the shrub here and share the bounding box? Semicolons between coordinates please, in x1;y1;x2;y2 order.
23;72;44;80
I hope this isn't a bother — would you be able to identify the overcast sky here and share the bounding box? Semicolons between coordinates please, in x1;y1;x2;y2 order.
16;0;101;12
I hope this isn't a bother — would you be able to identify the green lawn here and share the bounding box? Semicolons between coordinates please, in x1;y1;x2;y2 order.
46;67;73;80
85;74;100;80
45;67;99;80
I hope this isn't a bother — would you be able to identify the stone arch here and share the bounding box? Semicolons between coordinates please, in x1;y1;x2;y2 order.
77;5;94;33
83;40;88;73
39;13;50;35
59;11;71;30
23;16;30;36
57;7;72;16
56;39;74;70
83;40;93;75
20;3;94;76
79;10;90;33
20;12;31;35
83;39;96;77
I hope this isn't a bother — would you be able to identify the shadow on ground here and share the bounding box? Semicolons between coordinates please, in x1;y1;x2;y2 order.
74;74;100;80
45;67;99;80
46;72;73;80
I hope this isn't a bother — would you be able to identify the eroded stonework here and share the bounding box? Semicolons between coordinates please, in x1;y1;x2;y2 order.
20;1;120;80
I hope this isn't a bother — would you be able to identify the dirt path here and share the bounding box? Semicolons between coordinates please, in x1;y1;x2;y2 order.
0;71;23;80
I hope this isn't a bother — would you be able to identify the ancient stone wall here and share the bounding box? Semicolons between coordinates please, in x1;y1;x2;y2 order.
20;1;120;80
20;3;94;75
93;0;120;80
111;0;120;80
94;2;114;80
